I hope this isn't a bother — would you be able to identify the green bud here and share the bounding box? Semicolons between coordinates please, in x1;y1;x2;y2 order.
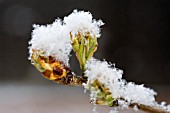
71;33;98;76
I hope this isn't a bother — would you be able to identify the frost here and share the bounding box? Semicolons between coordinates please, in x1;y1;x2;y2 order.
63;10;104;38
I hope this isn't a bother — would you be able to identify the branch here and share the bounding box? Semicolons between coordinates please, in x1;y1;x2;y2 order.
43;72;84;86
32;55;170;113
130;103;170;113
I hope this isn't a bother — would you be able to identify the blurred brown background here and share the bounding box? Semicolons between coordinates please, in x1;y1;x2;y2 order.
0;0;170;113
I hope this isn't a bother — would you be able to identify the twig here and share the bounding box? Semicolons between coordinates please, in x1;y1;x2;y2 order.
49;74;84;86
130;103;170;113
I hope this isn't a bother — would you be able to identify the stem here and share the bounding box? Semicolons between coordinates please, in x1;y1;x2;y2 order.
130;103;170;113
52;74;84;86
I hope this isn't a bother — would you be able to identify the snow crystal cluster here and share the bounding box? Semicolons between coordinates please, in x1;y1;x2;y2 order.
64;10;104;38
28;10;104;66
84;58;157;108
28;19;72;66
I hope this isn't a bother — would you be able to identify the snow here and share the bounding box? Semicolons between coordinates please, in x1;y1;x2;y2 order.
84;58;157;108
84;58;170;112
28;19;72;66
28;10;104;66
109;108;118;113
63;10;104;38
133;105;139;112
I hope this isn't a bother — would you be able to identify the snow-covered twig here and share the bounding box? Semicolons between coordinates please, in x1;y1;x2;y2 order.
28;9;170;113
130;103;170;113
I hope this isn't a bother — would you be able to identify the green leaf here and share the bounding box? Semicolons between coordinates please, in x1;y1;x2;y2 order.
34;60;45;72
72;38;79;52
